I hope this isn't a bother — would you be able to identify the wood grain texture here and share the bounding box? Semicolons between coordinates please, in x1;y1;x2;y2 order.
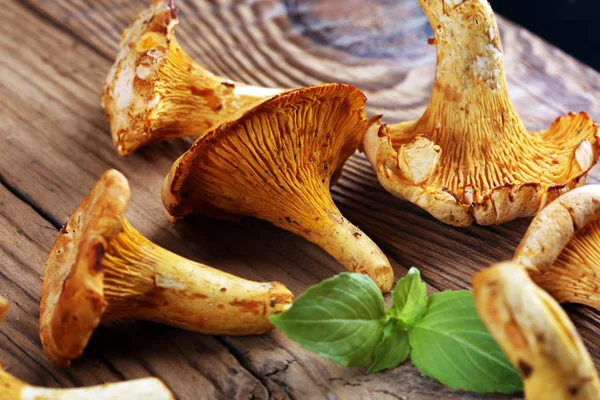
1;0;599;398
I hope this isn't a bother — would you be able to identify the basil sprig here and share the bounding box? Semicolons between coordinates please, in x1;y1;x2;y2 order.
269;268;523;394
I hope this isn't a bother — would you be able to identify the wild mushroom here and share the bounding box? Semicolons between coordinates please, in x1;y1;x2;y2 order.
473;262;600;399
513;185;600;308
40;169;294;367
0;297;174;399
102;0;284;156
162;84;394;292
363;0;600;227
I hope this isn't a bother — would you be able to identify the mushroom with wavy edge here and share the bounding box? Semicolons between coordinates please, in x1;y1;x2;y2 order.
162;84;394;292
0;297;174;400
512;185;600;308
40;169;294;367
473;263;600;399
101;0;284;156
363;0;600;227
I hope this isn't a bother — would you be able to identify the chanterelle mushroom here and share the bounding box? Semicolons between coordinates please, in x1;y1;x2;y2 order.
363;0;600;227
473;263;600;399
162;84;394;292
102;0;284;156
40;169;293;367
513;185;600;308
0;297;174;399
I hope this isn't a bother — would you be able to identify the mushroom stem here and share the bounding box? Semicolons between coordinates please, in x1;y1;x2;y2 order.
418;0;507;92
302;211;394;292
0;367;173;400
390;0;521;150
100;220;293;335
148;36;283;141
473;262;600;399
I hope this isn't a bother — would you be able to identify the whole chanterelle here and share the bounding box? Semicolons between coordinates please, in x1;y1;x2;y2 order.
513;185;600;309
162;84;394;292
40;169;293;367
102;0;284;155
0;297;174;399
363;0;600;227
473;263;600;399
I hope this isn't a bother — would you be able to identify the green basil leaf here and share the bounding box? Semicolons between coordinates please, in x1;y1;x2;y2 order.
388;267;427;326
269;273;386;367
409;291;523;394
368;318;410;374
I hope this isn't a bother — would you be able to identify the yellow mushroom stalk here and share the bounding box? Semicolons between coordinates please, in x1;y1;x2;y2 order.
162;84;394;292
473;263;600;399
0;296;174;399
513;185;600;308
102;0;284;155
363;0;600;227
40;169;293;367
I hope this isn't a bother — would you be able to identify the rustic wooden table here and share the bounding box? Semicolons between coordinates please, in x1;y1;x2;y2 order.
1;0;600;399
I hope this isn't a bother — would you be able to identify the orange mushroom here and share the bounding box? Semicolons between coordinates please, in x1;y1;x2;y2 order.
40;169;293;367
513;185;600;309
102;0;284;155
363;0;599;226
0;296;174;399
162;84;394;292
473;263;600;399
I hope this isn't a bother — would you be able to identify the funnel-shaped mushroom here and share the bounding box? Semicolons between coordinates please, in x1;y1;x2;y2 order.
102;0;284;156
473;263;600;399
363;0;600;227
0;297;174;399
513;185;600;308
162;84;394;292
40;169;294;367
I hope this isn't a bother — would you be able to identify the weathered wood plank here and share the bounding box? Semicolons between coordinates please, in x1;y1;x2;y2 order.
1;0;600;398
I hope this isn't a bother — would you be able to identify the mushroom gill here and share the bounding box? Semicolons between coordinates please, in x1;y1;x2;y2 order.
473;263;600;399
514;185;600;308
363;0;600;227
102;0;284;155
40;169;293;367
162;84;394;292
0;296;174;399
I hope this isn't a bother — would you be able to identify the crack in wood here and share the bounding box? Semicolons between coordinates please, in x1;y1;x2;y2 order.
0;174;61;230
215;336;278;399
372;389;405;400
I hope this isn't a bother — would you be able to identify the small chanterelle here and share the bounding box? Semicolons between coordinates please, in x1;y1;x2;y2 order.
513;185;600;310
0;297;174;399
162;83;395;293
101;0;284;156
363;0;600;227
39;169;293;367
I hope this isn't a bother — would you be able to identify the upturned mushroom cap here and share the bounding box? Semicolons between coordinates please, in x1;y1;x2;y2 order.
101;0;283;156
363;0;600;227
0;297;174;399
473;262;600;399
162;83;394;292
514;185;600;308
41;169;293;367
40;169;129;367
